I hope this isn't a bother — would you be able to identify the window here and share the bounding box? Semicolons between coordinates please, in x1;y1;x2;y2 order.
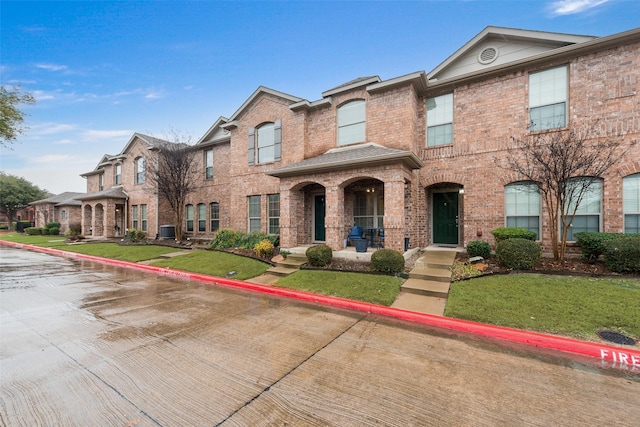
186;204;194;232
132;205;139;229
61;210;68;220
529;66;567;131
353;189;384;229
140;204;147;232
197;203;206;232
115;164;122;185
426;93;453;146
338;100;365;146
564;178;602;241
623;173;640;233
204;149;213;179
248;195;261;232
99;174;104;191
248;120;281;165
268;194;280;235
135;157;145;184
210;202;220;232
505;182;541;239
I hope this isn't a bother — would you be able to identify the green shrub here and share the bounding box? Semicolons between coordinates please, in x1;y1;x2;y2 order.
371;249;405;274
466;240;491;259
239;231;277;249
41;228;50;235
602;236;640;273
253;239;275;258
491;227;537;243
125;229;147;243
48;227;60;235
574;232;635;263
45;222;61;230
24;227;42;235
306;244;333;267
209;229;243;249
0;223;8;230
496;238;541;270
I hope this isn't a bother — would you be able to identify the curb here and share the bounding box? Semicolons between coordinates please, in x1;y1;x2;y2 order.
2;240;639;372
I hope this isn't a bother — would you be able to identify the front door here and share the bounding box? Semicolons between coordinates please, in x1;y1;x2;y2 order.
433;192;459;245
314;195;326;241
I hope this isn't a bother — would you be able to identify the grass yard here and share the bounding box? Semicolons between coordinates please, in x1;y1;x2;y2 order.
150;250;270;280
446;274;640;341
275;270;403;306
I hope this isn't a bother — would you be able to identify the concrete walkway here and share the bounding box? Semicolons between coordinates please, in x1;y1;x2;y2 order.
391;247;458;316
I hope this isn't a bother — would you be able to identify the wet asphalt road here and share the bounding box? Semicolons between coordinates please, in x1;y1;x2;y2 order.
1;246;638;426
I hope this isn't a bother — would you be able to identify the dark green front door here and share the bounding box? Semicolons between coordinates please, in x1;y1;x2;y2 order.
314;195;326;241
433;192;459;245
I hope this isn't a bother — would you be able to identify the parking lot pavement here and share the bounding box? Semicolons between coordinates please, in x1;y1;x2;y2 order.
1;246;638;426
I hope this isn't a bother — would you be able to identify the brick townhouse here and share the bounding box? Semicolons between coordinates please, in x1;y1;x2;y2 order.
78;26;640;253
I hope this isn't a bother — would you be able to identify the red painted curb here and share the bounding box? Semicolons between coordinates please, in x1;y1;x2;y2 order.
2;240;639;371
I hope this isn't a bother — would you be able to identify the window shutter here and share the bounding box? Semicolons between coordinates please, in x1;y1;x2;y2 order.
248;127;255;165
274;119;282;161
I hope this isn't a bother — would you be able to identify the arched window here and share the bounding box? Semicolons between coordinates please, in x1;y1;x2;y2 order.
504;182;541;239
337;100;365;146
135;157;145;184
197;203;206;232
623;173;640;234
210;202;220;232
248;120;281;165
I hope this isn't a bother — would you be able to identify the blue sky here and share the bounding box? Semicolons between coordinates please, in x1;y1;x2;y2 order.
2;0;638;194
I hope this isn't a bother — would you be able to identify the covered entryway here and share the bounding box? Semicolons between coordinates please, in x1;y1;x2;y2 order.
429;184;463;246
313;195;326;242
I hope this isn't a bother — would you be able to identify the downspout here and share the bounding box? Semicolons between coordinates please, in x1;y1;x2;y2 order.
123;190;129;236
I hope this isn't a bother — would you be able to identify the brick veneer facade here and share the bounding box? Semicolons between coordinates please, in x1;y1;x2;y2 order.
79;27;640;254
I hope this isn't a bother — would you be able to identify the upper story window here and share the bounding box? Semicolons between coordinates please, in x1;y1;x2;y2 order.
623;173;640;234
204;149;213;179
248;120;281;165
99;173;104;191
505;182;541;239
115;164;122;185
529;65;567;131
426;93;453;147
135;157;145;184
338;100;365;146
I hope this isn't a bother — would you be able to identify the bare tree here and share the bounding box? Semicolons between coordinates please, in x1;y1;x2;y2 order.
145;136;200;241
501;123;633;261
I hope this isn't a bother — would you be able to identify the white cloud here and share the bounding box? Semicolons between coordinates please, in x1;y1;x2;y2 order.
35;63;68;72
31;154;72;164
548;0;610;15
31;90;56;101
55;138;76;145
81;129;133;139
30;123;77;135
145;91;164;100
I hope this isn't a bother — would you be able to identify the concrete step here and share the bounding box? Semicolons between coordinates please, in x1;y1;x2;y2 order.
408;267;452;282
391;293;447;316
276;256;307;269
265;266;300;277
401;278;450;298
415;250;457;270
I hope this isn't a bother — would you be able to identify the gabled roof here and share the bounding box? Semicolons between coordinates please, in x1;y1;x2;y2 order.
196;116;231;146
31;192;84;207
428;26;595;81
266;143;423;178
222;86;303;129
76;187;128;201
322;76;381;97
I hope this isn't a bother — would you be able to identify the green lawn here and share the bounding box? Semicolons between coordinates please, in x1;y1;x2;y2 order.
446;274;640;341
149;250;270;280
275;270;402;306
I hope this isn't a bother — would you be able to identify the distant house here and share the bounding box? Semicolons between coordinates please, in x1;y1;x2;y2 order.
31;192;84;233
80;26;640;252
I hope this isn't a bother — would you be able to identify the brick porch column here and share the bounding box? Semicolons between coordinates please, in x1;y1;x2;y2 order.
384;180;406;252
324;186;345;251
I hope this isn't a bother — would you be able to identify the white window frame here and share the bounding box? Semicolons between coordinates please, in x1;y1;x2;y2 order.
504;182;541;240
197;203;206;232
140;204;147;232
257;123;276;164
529;65;568;131
338;100;365;146
268;194;280;235
426;93;453;147
131;205;139;230
115;164;122;185
353;189;384;229
135;157;145;184
623;173;640;234
186;204;194;232
99;174;104;191
564;178;602;241
210;202;220;232
204;149;213;179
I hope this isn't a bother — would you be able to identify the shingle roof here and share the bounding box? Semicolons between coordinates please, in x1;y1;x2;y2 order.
76;187;128;201
31;192;84;206
266;143;423;178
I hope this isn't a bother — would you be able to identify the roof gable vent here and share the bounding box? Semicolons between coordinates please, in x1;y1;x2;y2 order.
478;46;498;65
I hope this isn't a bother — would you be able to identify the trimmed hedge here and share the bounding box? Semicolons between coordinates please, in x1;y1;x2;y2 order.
466;240;491;259
371;249;405;274
45;222;61;230
602;236;640;273
306;244;333;267
126;229;147;242
48;227;60;235
24;227;43;235
491;227;537;243
209;229;278;250
496;238;541;270
574;232;637;263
